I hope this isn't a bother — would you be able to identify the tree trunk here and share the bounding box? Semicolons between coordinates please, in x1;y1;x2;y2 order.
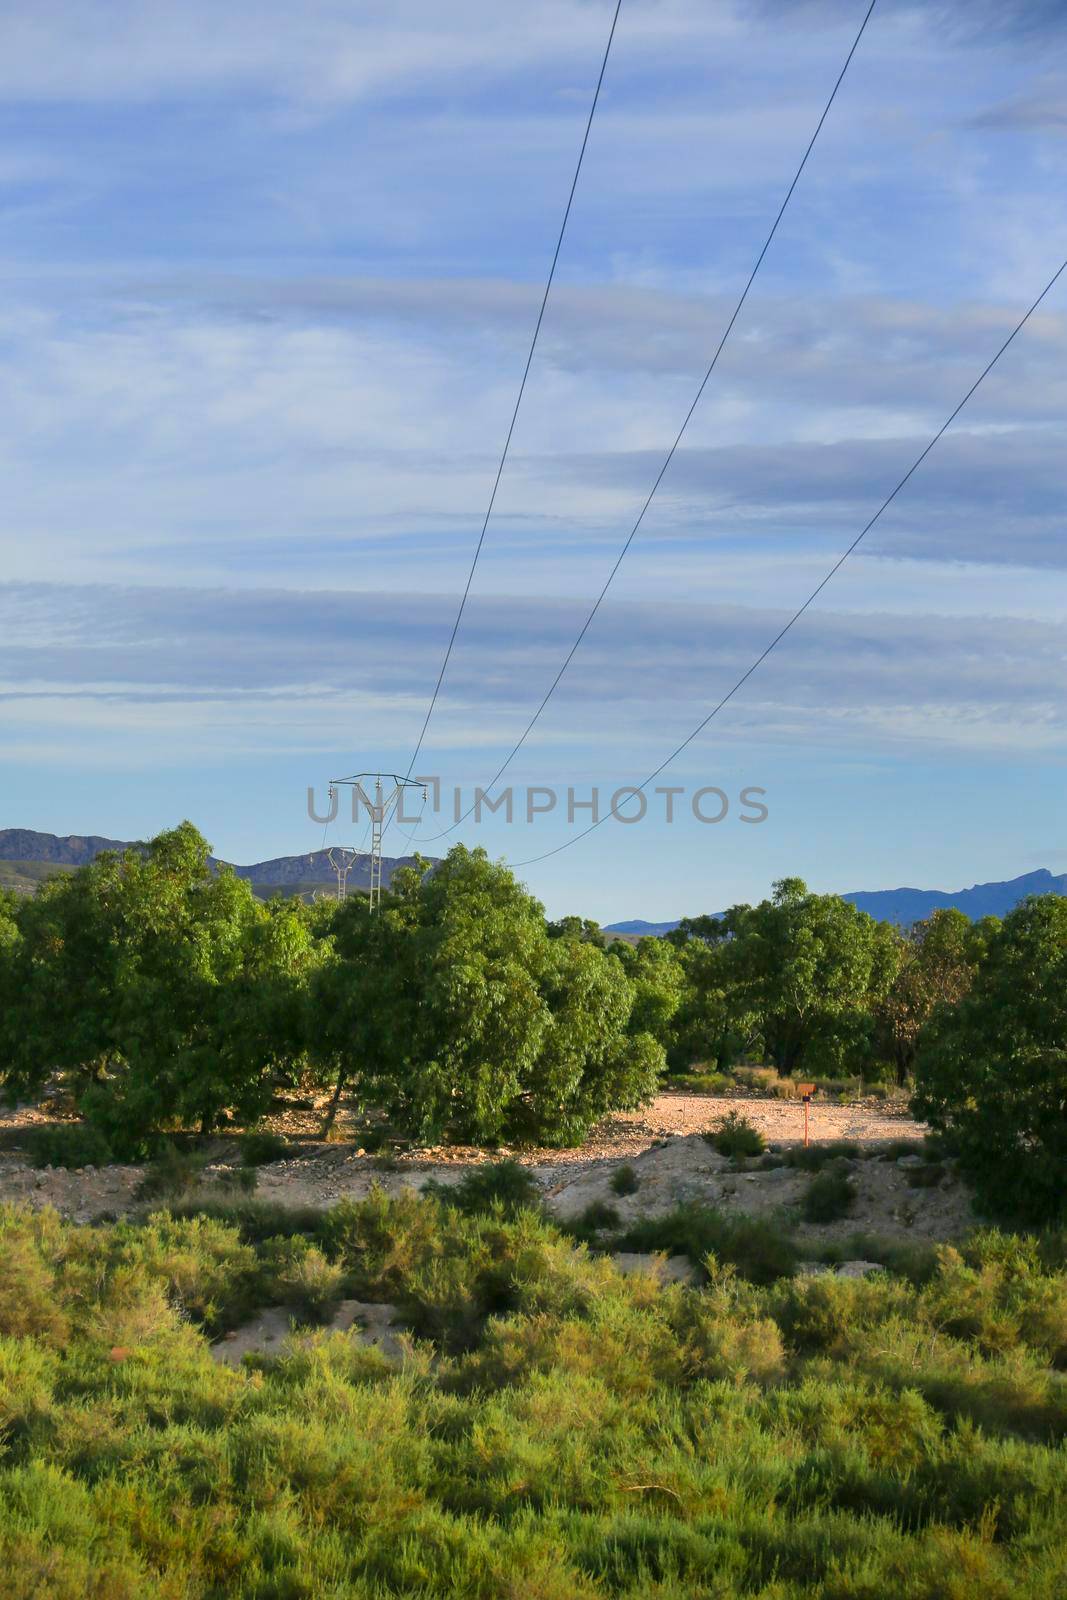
319;1064;348;1138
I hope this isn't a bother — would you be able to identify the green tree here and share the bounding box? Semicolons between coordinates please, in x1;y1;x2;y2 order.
723;878;888;1076
608;936;684;1046
875;908;991;1085
913;894;1067;1223
1;824;316;1152
546;915;605;948
312;845;662;1146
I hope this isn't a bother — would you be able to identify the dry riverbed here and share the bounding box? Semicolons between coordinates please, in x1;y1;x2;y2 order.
0;1091;970;1244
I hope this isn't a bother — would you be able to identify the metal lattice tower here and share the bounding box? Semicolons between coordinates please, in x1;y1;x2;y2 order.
328;772;427;911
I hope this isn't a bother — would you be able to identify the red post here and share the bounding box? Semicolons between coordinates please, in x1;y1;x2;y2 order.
798;1083;815;1150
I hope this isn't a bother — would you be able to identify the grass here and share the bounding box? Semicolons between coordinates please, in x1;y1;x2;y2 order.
1;1192;1067;1595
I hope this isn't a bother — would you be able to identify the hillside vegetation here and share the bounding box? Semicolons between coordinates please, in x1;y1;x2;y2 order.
2;1188;1067;1598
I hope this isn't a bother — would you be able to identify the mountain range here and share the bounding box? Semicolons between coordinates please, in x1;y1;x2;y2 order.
604;869;1067;935
3;834;1065;927
0;829;427;900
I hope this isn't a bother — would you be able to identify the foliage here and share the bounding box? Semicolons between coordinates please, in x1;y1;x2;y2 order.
708;1110;765;1158
782;1140;861;1172
801;1165;858;1223
914;895;1067;1224
311;846;664;1146
134;1144;209;1201
608;935;685;1045
433;1159;542;1218
718;878;893;1077
1;1197;1067;1595
24;1123;113;1170
874;908;993;1084
0;824;321;1154
239;1129;293;1166
609;1163;640;1196
616;1202;799;1284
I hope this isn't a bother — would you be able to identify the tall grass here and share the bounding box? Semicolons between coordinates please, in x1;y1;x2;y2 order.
1;1193;1066;1596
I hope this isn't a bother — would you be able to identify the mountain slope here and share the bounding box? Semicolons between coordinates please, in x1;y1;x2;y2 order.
842;868;1067;925
0;829;429;899
604;868;1067;934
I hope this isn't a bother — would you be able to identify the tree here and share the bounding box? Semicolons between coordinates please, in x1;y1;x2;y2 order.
546;915;605;948
913;894;1067;1223
311;845;663;1146
1;824;317;1152
723;878;888;1076
875;908;991;1085
608;936;685;1047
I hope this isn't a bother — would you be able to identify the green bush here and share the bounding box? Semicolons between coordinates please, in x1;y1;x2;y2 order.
609;1163;639;1196
213;1164;258;1195
434;1159;542;1218
563;1201;622;1246
239;1129;292;1166
24;1122;113;1169
0;1198;1066;1595
783;1140;860;1172
708;1110;765;1158
802;1165;858;1224
267;1239;346;1324
913;895;1067;1225
616;1202;798;1284
134;1144;208;1201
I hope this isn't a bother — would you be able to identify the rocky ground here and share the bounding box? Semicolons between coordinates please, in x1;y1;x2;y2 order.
0;1091;964;1241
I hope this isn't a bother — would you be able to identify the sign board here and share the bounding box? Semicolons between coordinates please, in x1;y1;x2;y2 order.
797;1082;816;1103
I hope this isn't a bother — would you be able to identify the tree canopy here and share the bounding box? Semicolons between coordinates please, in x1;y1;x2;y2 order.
913;894;1067;1223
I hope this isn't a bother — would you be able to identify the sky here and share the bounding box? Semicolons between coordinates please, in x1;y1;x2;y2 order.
1;0;1066;921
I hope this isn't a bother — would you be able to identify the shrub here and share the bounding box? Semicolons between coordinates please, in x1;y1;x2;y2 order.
269;1240;346;1324
0;1200;1066;1594
563;1201;622;1246
708;1111;765;1158
134;1144;208;1201
731;1066;780;1093
802;1166;857;1224
609;1164;639;1197
907;1162;946;1188
24;1123;113;1170
783;1140;860;1172
616;1203;798;1284
239;1129;292;1166
437;1160;542;1218
0;1232;69;1344
214;1165;258;1195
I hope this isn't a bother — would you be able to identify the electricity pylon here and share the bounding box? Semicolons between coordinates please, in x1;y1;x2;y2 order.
327;772;427;910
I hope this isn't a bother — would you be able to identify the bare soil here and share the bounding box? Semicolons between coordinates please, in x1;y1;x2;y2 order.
0;1091;967;1244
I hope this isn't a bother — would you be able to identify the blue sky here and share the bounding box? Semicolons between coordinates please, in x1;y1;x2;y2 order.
1;0;1066;921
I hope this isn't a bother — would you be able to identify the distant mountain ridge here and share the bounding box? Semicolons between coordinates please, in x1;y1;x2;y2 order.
604;869;1067;935
0;829;429;897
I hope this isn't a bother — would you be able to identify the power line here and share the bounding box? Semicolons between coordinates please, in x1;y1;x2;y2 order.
510;253;1067;869
397;0;624;790
421;0;878;844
